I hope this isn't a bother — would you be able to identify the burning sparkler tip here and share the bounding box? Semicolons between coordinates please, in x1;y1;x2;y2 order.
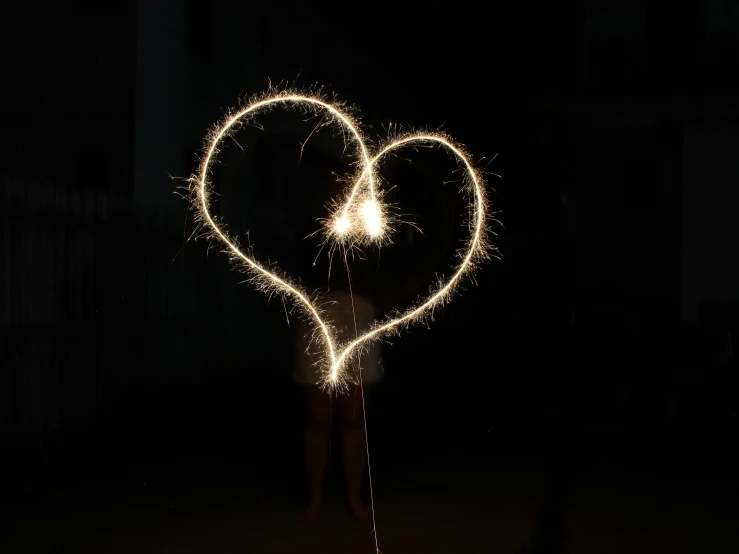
362;200;383;238
335;216;351;234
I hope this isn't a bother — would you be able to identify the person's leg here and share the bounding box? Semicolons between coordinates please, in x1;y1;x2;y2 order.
337;384;372;521
303;385;332;522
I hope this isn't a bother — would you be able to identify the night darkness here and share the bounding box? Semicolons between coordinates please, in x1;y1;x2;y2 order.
3;1;738;553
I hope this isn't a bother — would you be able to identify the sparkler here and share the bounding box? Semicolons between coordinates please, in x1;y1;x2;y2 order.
185;86;495;392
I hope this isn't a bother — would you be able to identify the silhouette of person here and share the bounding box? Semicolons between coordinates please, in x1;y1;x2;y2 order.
293;285;381;522
289;143;456;523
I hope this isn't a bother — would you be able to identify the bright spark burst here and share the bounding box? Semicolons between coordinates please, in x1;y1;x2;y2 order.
361;200;382;237
335;215;350;235
184;85;497;393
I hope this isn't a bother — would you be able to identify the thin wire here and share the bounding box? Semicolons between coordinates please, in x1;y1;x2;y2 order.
346;258;379;552
361;370;380;553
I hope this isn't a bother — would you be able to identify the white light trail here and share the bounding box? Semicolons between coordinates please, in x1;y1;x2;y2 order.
185;86;496;391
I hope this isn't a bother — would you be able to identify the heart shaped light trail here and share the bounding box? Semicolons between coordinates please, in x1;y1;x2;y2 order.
186;87;495;392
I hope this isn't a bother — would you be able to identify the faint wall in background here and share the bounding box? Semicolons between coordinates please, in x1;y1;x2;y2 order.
682;120;739;322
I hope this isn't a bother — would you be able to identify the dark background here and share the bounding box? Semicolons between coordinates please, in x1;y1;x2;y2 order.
2;1;738;552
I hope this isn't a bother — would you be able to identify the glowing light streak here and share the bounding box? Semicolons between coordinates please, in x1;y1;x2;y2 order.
186;87;495;392
361;200;382;237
